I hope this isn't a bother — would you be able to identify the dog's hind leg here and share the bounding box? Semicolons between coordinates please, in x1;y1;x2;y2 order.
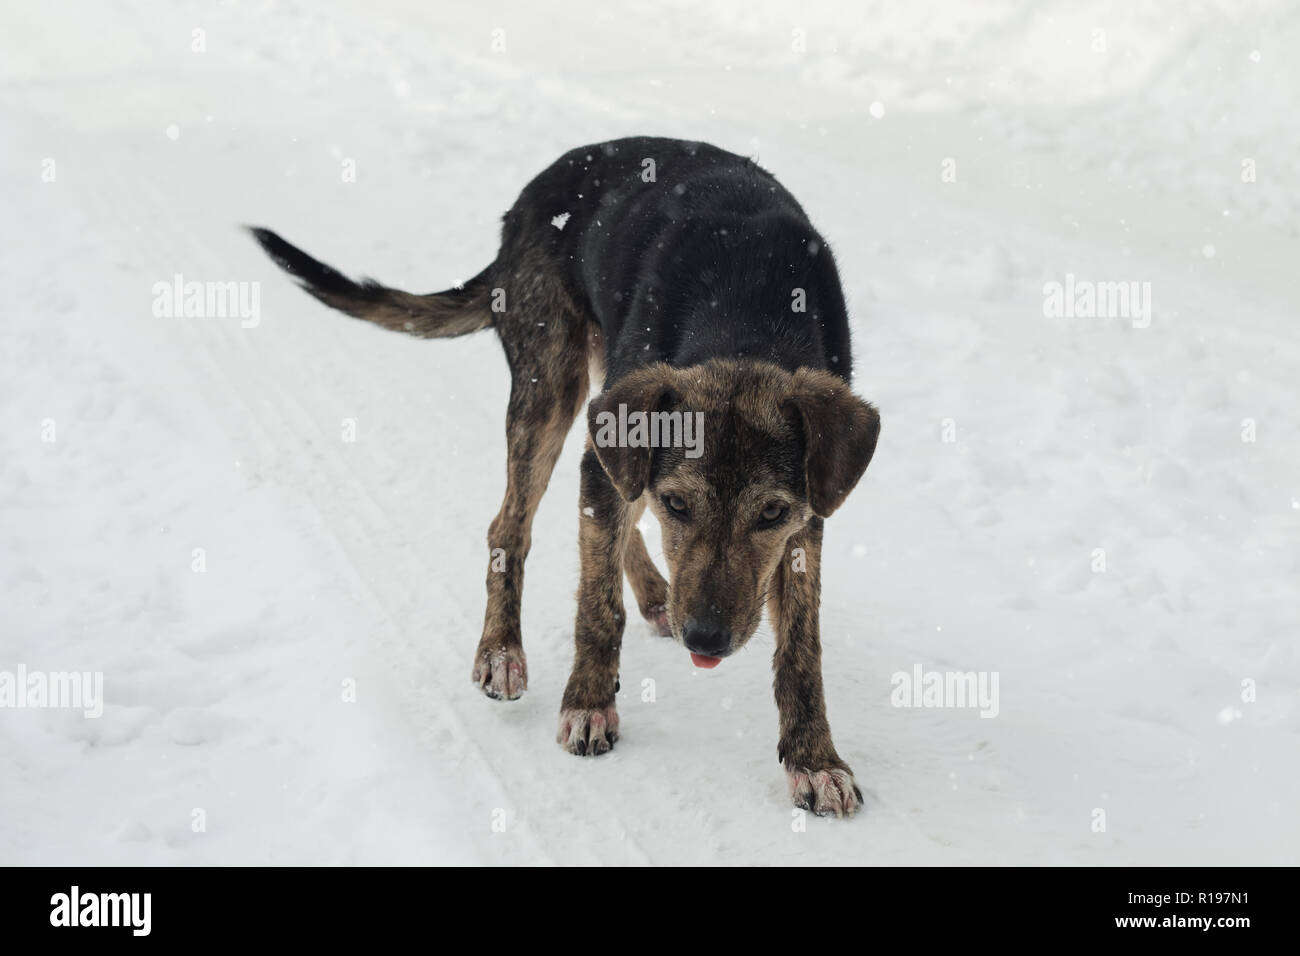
472;274;590;700
623;515;671;637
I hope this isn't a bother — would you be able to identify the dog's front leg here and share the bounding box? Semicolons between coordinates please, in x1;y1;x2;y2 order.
557;447;634;756
768;517;863;817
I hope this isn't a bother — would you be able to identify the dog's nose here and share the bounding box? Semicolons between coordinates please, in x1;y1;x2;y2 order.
682;614;731;657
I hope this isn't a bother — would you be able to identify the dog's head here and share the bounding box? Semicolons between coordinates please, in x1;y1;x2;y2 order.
588;359;880;664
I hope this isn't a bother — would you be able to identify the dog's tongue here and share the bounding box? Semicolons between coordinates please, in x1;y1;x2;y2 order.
690;652;722;669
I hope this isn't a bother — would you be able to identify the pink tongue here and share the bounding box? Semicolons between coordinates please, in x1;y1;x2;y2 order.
690;653;722;669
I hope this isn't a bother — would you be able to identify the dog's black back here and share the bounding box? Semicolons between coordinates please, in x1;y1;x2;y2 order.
502;137;853;386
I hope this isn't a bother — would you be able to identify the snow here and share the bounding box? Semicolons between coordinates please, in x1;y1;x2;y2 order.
2;0;1297;864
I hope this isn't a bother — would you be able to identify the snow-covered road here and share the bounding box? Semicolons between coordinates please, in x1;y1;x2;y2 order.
2;0;1297;864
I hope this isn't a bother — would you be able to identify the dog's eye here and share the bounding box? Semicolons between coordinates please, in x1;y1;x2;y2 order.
663;494;690;519
758;503;788;527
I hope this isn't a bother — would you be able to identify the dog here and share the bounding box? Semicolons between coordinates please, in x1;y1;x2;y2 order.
250;136;880;817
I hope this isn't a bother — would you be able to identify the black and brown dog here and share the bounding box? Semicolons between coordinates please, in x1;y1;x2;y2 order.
251;136;880;817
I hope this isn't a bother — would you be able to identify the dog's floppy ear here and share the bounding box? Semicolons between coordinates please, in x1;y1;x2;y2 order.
786;370;881;518
587;363;680;502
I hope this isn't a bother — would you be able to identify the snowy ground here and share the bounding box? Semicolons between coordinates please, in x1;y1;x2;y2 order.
2;0;1297;865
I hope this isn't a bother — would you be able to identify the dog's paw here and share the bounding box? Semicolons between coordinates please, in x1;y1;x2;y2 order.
557;705;619;756
786;766;862;818
471;644;527;700
642;603;673;638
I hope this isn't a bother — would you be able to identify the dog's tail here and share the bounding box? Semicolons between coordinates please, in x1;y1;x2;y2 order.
247;227;493;338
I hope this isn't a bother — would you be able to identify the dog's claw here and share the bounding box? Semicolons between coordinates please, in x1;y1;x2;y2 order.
472;645;528;700
557;706;619;756
786;766;862;818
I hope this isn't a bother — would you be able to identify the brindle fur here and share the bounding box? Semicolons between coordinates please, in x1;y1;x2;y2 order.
250;136;880;816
